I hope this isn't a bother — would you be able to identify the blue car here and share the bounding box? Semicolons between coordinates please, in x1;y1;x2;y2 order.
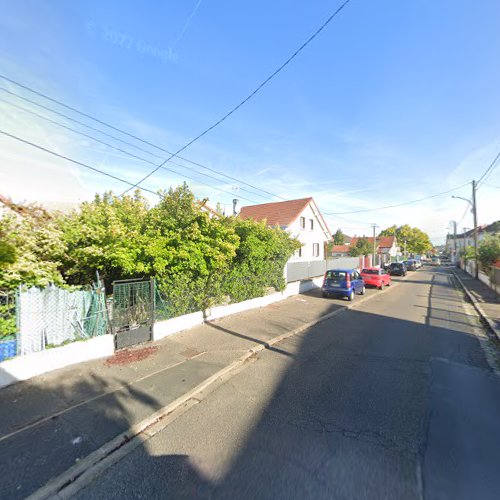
321;268;365;301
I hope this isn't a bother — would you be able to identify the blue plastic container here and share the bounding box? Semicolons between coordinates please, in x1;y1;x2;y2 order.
0;339;17;362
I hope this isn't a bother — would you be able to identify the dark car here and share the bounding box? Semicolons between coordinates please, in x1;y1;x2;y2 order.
404;259;417;271
388;262;407;276
321;268;365;301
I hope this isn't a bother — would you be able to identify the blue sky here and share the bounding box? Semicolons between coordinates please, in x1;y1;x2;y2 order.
0;0;499;243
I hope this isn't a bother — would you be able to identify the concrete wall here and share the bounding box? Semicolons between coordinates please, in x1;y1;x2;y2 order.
153;276;324;341
0;274;328;388
0;334;114;389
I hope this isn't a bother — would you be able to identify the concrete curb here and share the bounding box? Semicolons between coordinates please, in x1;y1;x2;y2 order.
28;277;406;500
451;268;500;341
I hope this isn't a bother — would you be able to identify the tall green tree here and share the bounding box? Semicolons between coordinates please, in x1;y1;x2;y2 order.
59;191;150;289
0;212;65;290
333;229;345;245
349;236;372;256
143;184;239;312
379;224;432;255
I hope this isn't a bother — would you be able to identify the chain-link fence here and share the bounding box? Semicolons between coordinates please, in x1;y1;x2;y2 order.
16;282;108;357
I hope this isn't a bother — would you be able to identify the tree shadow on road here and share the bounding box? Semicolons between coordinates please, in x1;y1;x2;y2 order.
68;272;500;500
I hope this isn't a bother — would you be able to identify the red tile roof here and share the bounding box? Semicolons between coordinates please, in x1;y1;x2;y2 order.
351;236;396;249
330;245;350;253
239;198;313;227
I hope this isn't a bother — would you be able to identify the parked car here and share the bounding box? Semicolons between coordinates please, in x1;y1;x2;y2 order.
404;259;418;271
388;262;407;276
414;259;423;269
431;257;441;266
322;268;365;301
360;267;391;290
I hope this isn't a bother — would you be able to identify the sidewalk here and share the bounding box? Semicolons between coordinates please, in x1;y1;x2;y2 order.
452;267;500;340
1;285;364;500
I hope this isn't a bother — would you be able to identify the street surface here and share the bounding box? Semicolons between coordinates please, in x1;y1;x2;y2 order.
74;266;500;499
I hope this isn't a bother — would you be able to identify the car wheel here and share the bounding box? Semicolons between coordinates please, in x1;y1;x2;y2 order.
360;285;366;295
379;283;384;290
348;291;354;301
386;280;391;286
322;292;328;298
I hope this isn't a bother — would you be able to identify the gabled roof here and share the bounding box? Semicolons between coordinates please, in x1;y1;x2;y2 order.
351;236;396;248
239;198;313;227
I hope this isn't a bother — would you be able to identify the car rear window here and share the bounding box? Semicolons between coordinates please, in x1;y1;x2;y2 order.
390;263;402;268
325;270;347;280
362;269;379;275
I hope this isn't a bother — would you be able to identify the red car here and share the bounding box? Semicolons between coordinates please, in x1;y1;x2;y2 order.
360;267;391;290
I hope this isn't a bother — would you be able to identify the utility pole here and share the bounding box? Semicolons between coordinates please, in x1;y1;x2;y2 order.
472;180;479;279
452;182;479;279
449;220;457;263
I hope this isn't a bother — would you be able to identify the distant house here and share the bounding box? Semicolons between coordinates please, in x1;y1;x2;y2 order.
446;221;500;254
332;235;400;259
239;197;331;261
328;244;351;257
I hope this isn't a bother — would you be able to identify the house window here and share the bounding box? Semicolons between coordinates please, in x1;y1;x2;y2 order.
310;219;314;230
313;243;320;257
296;247;302;258
300;217;305;229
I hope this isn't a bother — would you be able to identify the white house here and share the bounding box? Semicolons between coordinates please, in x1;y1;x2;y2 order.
239;197;331;261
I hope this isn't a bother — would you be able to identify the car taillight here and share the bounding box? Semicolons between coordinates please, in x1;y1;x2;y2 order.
346;274;351;287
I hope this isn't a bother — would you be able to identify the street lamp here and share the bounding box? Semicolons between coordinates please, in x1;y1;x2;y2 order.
452;180;479;278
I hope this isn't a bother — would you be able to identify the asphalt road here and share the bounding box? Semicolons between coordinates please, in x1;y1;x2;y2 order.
73;266;500;499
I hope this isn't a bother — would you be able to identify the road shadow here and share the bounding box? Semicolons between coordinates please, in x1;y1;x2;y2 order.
71;271;500;499
0;367;161;500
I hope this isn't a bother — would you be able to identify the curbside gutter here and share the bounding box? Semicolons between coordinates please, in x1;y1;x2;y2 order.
451;268;500;341
28;277;406;500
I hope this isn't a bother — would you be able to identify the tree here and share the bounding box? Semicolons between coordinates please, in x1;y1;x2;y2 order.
379;224;432;255
333;229;345;245
0;212;65;291
349;236;371;256
143;184;239;313
478;234;500;271
222;218;300;302
59;191;150;290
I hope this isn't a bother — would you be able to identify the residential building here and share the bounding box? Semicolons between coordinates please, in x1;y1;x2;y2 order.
238;197;331;261
446;221;500;254
350;235;400;258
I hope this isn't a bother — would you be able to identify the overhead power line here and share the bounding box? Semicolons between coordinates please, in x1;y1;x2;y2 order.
0;128;265;204
0;95;265;203
120;0;352;194
0;84;284;201
0;129;159;196
324;183;469;215
477;146;500;189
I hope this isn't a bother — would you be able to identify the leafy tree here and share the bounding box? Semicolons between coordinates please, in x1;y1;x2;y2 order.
0;212;65;291
349;236;372;256
59;191;150;289
143;184;239;313
460;245;476;261
333;229;345;245
222;218;300;303
478;234;500;271
379;224;432;255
